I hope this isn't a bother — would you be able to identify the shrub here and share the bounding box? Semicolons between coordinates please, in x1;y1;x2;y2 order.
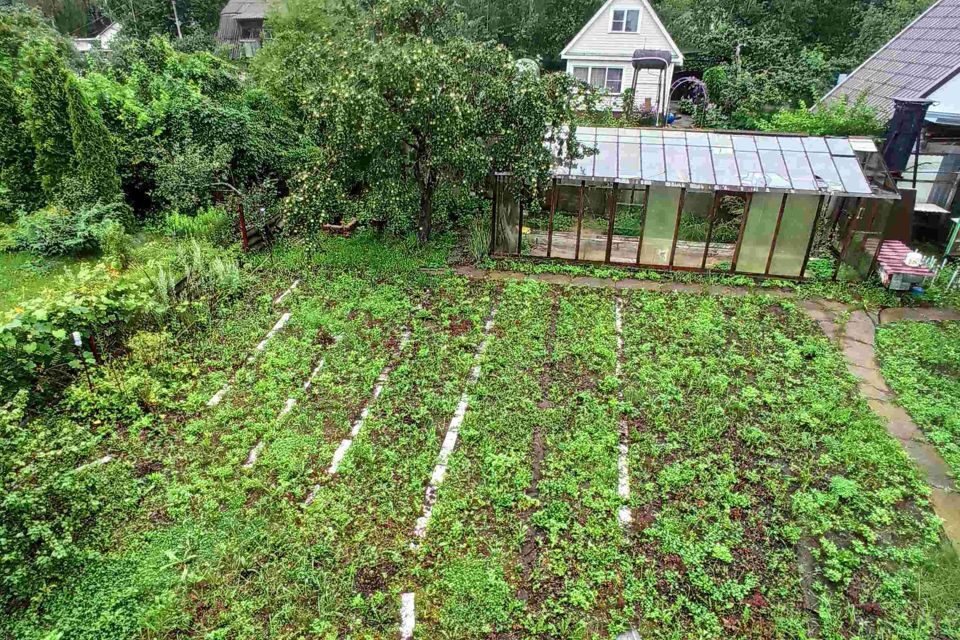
163;206;233;245
14;201;132;257
94;218;132;268
0;390;134;607
759;97;886;137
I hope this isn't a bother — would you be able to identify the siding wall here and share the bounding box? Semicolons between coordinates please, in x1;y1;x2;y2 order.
564;1;675;58
565;59;674;113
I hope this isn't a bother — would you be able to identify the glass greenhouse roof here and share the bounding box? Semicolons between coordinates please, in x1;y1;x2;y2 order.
550;127;890;197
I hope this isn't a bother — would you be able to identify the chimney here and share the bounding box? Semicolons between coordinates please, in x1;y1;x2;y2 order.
882;98;933;174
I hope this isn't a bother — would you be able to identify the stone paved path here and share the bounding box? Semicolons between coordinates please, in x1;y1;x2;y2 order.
801;298;960;553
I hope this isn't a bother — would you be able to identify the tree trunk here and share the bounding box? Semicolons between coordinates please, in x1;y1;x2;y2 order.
417;178;435;243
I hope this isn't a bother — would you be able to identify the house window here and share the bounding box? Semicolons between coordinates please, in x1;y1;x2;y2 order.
579;67;623;93
611;8;640;33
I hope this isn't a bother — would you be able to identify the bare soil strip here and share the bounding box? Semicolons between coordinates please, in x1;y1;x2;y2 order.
207;310;293;408
411;303;499;541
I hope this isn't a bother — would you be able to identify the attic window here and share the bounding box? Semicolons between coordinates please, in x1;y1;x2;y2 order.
611;8;640;33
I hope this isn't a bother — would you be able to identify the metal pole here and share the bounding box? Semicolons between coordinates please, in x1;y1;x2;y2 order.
730;193;753;273
764;194;789;276
605;183;618;263
949;265;960;291
574;181;585;261
490;176;498;255
668;188;686;267
635;186;650;266
799;195;826;281
547;178;558;258
170;0;183;39
516;197;524;257
72;332;94;393
701;192;720;270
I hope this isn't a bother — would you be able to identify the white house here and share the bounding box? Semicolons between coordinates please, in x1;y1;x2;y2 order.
72;22;121;53
561;0;683;116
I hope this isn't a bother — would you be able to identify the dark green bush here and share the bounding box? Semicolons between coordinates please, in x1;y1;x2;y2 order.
14;202;132;256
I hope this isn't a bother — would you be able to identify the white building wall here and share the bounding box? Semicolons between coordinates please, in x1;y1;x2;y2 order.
927;74;960;123
564;1;675;57
565;58;674;114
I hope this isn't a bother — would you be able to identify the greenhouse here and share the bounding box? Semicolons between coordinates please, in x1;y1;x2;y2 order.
491;127;901;279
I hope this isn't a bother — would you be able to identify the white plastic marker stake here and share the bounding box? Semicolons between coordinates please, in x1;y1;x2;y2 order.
244;336;343;469
412;306;497;543
74;455;114;473
400;592;416;640
614;296;632;526
207;311;292;408
304;328;414;505
274;279;300;306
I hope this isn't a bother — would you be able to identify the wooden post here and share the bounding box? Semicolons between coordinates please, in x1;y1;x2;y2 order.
730;193;753;273
605;183;618;263
575;181;585;261
764;194;789;276
668;188;686;267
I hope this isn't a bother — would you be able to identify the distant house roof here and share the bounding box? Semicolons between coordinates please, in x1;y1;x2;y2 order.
822;0;960;120
216;0;271;43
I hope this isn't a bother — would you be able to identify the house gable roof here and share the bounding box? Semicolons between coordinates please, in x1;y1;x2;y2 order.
560;0;683;63
822;0;960;120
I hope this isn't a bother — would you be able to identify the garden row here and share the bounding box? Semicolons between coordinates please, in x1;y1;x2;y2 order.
4;251;957;638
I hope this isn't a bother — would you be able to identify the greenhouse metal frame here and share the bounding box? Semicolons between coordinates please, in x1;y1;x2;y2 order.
491;127;900;280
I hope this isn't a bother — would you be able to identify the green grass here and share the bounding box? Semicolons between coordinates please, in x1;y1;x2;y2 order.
876;321;960;480
4;236;958;639
0;251;95;311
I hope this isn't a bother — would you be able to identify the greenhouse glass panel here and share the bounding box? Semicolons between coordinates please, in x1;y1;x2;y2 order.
833;155;873;195
736;193;782;273
711;148;740;187
768;195;820;277
688;146;715;185
663;130;686;145
686;131;710;146
665;145;691;183
782;151;817;191
802;137;830;154
777;136;804;152
611;185;646;265
493;178;521;254
709;133;733;148
756;136;780;150
807;153;844;191
642;144;666;181
827;138;855;156
639;186;679;265
618;137;641;181
758;149;791;189
595;141;619;178
732;136;757;152
736;151;766;188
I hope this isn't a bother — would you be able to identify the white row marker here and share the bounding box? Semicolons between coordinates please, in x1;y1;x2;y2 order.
400;592;416;640
614;297;632;526
74;454;115;473
243;336;344;469
274;279;300;306
304;328;414;505
207;312;292;408
412;306;498;543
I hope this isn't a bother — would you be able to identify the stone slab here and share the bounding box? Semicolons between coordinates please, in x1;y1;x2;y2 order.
867;399;921;441
902;440;956;492
930;489;960;555
880;307;960;324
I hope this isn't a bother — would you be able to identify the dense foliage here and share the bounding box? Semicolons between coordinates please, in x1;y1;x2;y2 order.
254;0;582;241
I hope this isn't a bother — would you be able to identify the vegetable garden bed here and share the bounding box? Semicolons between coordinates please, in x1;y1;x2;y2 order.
4;243;958;639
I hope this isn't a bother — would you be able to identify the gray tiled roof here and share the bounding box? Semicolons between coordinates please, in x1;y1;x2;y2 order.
822;0;960;120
